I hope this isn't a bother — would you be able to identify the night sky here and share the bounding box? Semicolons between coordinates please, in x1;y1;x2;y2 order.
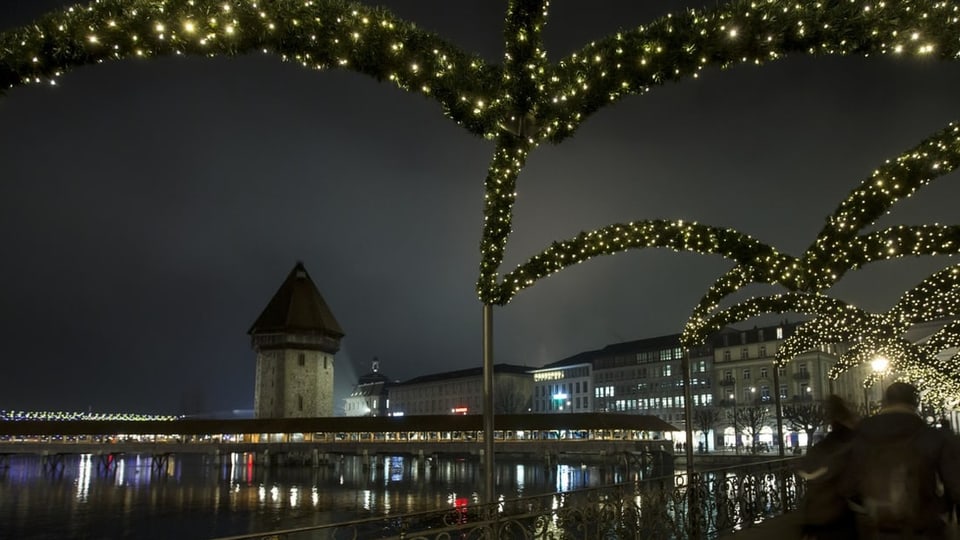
2;1;959;415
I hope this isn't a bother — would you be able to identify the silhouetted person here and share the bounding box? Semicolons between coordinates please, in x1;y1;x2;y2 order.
841;382;960;539
798;395;859;540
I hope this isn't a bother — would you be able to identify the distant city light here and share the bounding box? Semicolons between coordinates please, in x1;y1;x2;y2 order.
0;410;182;422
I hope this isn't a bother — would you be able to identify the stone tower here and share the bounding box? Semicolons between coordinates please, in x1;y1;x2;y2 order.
249;262;344;418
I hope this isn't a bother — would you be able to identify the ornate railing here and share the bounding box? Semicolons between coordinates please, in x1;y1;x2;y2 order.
213;458;804;540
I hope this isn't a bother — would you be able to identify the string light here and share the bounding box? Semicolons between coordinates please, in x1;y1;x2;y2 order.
0;409;181;421
3;0;960;397
681;263;960;404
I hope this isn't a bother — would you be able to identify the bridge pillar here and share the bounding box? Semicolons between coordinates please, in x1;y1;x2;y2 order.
361;449;371;471
311;448;319;468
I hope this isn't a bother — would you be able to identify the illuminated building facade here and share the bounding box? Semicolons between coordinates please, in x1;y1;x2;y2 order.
711;321;858;449
343;358;393;417
249;262;344;418
591;335;716;429
387;364;533;416
529;358;593;414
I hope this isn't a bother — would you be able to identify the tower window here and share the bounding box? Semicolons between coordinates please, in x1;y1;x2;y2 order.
324;358;328;369
298;353;305;366
298;395;304;411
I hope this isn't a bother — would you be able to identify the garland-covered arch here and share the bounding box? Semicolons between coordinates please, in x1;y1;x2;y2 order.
3;1;960;308
681;262;960;400
684;122;960;343
490;219;792;306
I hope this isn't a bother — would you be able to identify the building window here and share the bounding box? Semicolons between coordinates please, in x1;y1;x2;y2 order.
740;348;749;360
779;384;788;399
760;367;768;379
298;395;304;411
776;327;784;340
723;350;731;361
760;385;770;401
798;363;809;376
324;358;328;369
759;345;767;357
663;364;672;377
724;370;732;381
298;353;306;366
743;368;751;380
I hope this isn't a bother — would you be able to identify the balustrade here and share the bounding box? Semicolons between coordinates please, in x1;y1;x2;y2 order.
213;457;804;540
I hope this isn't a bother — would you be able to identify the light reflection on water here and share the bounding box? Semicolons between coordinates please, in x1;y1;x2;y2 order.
0;452;629;539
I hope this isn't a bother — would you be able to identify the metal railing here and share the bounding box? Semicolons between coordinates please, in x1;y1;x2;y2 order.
212;457;804;540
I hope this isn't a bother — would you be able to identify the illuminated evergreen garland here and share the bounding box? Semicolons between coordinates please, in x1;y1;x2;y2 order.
684;262;960;402
3;0;960;308
684;122;960;346
3;0;960;395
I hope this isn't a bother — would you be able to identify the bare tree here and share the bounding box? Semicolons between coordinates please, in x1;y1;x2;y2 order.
728;406;770;452
693;406;721;451
782;401;826;448
493;378;532;414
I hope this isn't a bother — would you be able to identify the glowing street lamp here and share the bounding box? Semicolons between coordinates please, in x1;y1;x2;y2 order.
871;356;890;378
871;356;890;397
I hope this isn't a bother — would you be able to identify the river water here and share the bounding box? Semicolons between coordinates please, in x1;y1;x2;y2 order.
0;452;631;539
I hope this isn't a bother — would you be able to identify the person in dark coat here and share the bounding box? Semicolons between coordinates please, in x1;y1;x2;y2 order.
798;394;859;540
841;382;960;539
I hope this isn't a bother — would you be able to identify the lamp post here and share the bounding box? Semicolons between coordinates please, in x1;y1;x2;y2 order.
730;392;739;455
748;386;756;451
772;362;785;457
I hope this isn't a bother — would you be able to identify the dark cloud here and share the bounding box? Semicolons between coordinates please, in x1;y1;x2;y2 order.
1;1;959;413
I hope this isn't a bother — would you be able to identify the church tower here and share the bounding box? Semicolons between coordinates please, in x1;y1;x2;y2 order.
249;262;344;418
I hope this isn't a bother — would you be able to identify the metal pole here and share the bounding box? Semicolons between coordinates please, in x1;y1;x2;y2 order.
681;350;700;538
681;351;695;473
771;360;788;515
732;394;740;456
772;361;785;458
482;304;495;507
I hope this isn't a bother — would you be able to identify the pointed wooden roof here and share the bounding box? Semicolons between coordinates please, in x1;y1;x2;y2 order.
248;262;344;337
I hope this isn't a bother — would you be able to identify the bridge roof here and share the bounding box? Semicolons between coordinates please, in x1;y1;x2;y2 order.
0;413;678;436
248;262;344;337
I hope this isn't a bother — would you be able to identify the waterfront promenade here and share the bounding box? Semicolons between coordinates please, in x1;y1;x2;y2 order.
1;413;804;538
209;455;804;539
